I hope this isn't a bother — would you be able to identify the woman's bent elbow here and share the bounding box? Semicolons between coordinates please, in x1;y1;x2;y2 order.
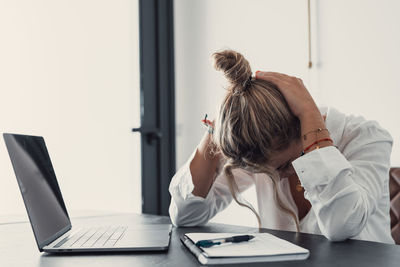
324;231;350;242
170;212;207;227
168;202;210;227
321;219;364;242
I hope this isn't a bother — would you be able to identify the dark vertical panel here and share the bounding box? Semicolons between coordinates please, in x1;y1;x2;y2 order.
136;0;175;215
157;0;176;215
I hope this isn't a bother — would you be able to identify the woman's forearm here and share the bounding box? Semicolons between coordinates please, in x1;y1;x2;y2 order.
299;107;333;153
190;132;221;198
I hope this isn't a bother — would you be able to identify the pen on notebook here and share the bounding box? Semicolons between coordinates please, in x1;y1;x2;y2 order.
195;235;255;248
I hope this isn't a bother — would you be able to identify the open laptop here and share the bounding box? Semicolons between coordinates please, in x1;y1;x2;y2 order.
3;133;172;253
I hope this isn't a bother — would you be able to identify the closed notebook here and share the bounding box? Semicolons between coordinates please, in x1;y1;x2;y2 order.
181;232;310;265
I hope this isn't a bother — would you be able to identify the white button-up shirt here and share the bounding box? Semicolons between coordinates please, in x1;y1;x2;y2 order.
169;107;394;244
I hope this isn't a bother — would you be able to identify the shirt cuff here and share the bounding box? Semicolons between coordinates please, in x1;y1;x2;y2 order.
292;146;352;190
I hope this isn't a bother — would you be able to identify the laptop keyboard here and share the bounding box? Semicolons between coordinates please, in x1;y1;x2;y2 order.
54;226;127;248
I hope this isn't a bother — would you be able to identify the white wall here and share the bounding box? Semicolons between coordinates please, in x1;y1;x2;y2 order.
0;0;141;219
174;0;400;227
315;0;400;165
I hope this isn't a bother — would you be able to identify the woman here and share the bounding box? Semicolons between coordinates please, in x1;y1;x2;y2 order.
169;50;394;243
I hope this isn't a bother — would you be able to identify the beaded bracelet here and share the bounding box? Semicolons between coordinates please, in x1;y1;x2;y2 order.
300;138;334;156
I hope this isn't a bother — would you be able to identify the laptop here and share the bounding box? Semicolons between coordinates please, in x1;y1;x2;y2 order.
3;133;172;253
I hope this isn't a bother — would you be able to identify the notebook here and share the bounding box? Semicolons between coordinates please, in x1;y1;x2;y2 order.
181;232;309;265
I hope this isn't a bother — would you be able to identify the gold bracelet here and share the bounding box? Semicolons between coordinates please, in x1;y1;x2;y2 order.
303;128;329;141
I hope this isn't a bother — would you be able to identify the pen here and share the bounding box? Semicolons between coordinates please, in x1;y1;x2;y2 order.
195;234;255;248
201;114;214;134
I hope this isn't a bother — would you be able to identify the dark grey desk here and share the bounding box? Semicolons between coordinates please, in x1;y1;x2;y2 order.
1;213;400;267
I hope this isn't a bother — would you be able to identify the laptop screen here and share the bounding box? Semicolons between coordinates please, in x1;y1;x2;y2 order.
3;134;71;250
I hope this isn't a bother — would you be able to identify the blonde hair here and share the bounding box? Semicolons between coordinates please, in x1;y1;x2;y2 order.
212;49;301;231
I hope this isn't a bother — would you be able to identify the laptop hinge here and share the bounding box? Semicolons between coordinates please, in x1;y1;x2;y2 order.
39;224;71;251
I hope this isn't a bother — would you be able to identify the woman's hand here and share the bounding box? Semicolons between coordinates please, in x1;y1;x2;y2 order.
255;71;318;120
256;71;332;153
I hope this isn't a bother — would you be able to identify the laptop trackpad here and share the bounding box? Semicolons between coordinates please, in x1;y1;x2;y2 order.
117;226;171;248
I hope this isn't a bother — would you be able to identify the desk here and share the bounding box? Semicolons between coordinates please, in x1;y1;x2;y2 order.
1;213;400;267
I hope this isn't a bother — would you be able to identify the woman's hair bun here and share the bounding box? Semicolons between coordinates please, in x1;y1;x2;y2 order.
213;50;252;87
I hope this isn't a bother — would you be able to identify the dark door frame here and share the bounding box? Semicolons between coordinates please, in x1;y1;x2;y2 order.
133;0;175;216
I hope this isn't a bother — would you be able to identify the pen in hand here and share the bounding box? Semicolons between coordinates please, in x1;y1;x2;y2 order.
201;114;214;134
195;235;255;248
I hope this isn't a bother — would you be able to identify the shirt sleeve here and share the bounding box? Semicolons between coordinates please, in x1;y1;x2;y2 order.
292;120;393;241
169;148;255;227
